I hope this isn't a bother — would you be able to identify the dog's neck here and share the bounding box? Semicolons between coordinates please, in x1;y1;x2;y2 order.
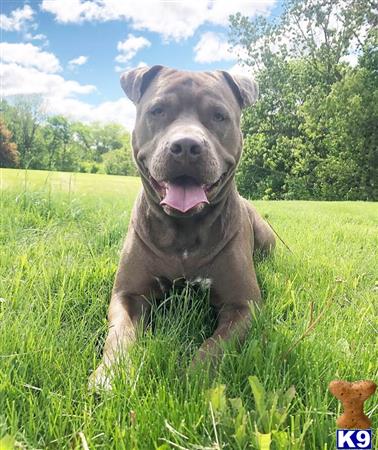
132;179;242;261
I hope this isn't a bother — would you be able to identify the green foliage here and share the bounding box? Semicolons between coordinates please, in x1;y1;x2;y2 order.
0;96;44;169
0;98;135;176
206;378;307;449
103;148;138;176
73;121;130;163
231;0;377;200
78;160;102;174
41;115;78;172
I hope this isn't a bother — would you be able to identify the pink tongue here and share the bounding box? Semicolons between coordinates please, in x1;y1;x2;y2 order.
160;177;209;213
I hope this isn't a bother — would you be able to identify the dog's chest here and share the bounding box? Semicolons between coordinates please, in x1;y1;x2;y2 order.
154;274;212;294
150;245;214;288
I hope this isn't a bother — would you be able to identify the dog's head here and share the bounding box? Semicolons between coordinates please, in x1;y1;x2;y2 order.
121;65;258;217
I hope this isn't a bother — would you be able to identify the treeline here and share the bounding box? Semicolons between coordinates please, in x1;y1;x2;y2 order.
231;0;377;200
0;98;137;176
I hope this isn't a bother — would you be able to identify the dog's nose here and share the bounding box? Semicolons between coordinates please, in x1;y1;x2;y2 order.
169;137;202;160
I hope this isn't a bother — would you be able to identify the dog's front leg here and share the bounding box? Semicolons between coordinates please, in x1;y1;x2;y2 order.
89;291;151;390
89;222;157;390
192;303;252;366
191;238;261;368
104;291;151;369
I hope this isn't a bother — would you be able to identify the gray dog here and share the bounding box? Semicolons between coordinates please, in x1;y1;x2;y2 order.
90;66;275;389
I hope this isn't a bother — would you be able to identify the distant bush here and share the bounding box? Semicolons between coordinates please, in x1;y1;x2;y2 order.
103;148;138;176
79;161;102;174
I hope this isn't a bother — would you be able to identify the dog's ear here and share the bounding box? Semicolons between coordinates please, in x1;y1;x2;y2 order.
120;65;164;104
218;71;259;109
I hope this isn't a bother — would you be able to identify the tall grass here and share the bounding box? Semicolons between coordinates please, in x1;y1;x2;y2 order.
0;169;377;449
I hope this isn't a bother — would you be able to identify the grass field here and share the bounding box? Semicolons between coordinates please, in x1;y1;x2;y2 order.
0;168;377;450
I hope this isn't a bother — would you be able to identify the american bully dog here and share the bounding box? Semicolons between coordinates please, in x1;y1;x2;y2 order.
90;66;275;389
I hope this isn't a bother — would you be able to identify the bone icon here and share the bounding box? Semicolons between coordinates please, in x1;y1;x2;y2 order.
329;380;377;429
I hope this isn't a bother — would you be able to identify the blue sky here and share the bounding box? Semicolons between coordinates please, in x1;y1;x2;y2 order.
1;1;282;129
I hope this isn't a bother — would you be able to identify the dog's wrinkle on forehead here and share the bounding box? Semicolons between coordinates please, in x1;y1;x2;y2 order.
150;88;236;115
154;71;225;98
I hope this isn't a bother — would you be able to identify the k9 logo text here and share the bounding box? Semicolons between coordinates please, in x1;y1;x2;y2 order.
336;429;372;449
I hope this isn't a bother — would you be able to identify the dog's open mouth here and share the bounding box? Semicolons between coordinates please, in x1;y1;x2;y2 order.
149;173;227;213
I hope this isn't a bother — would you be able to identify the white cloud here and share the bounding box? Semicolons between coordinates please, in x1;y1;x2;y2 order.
44;96;136;129
25;32;49;43
115;34;151;63
0;63;95;98
194;31;250;65
206;0;276;25
0;62;135;129
41;0;276;41
228;62;256;77
194;32;235;63
1;4;49;44
0;4;34;31
68;55;88;69
340;53;358;67
69;55;88;66
0;42;61;73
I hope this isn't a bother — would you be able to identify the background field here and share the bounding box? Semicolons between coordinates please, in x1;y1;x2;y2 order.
0;168;377;449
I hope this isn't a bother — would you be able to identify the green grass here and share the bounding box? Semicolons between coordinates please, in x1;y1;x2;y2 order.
0;168;377;450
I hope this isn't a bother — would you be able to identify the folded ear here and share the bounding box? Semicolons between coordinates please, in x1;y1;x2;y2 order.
218;71;259;109
120;65;164;104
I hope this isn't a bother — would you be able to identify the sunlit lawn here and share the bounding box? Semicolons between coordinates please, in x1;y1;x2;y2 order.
0;168;377;449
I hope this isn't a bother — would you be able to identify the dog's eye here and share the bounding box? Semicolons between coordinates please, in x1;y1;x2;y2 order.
213;112;226;122
150;106;164;116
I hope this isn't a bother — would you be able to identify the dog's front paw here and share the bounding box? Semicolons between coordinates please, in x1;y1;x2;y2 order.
88;363;113;391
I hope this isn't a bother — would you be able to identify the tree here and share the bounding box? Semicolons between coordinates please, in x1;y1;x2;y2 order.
229;0;377;200
103;148;137;176
43;116;76;171
1;98;136;176
0;118;19;168
300;49;378;200
2;96;44;168
230;0;374;84
73;122;127;162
